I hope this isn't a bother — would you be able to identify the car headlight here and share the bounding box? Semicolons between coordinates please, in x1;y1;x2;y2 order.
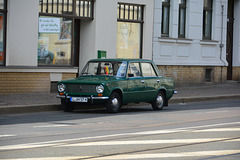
96;85;104;93
58;83;65;92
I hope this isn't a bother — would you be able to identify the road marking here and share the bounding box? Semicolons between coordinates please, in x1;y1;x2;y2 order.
3;150;240;160
1;121;240;151
193;128;240;132
206;110;228;114
33;124;71;128
60;138;240;147
0;156;91;160
92;150;240;159
0;135;16;138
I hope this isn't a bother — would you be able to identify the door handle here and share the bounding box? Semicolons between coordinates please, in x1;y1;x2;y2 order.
141;80;145;83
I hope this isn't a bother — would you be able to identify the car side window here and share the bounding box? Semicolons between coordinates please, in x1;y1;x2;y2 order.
127;62;141;77
141;63;157;77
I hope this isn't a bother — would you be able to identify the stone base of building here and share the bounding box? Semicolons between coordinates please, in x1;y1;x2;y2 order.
233;66;240;82
0;72;77;95
0;66;238;94
157;65;228;86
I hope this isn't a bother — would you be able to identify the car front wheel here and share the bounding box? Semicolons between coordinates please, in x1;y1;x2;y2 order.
105;92;121;113
151;91;165;110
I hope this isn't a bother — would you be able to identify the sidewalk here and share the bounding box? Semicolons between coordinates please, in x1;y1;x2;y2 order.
0;82;240;114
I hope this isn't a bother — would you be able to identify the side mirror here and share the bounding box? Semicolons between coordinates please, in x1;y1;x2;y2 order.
128;73;134;77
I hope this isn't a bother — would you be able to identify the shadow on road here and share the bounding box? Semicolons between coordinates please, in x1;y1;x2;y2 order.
0;99;239;125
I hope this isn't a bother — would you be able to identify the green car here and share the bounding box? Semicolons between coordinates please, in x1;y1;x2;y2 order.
57;59;176;113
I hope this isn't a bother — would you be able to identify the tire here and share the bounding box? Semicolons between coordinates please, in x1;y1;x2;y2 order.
61;99;74;112
151;91;165;110
105;92;121;113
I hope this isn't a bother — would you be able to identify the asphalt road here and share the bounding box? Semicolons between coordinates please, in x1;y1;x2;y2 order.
0;99;240;160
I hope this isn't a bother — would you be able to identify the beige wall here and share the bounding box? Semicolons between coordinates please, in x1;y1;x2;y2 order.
157;65;227;86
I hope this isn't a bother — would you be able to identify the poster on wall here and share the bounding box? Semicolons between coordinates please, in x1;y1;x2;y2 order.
39;17;60;33
59;21;72;39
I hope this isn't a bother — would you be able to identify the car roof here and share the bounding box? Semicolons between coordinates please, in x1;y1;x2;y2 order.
88;58;153;63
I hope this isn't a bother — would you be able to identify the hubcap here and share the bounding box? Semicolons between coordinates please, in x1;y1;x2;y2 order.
111;97;119;108
156;95;163;107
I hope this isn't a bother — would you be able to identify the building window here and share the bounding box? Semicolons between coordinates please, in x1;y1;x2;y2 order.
38;17;72;66
38;0;94;66
0;0;7;66
178;0;186;38
203;0;213;40
161;0;170;37
117;3;143;59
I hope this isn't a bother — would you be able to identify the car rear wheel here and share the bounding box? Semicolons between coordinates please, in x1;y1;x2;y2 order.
105;92;121;113
61;99;74;112
151;91;165;110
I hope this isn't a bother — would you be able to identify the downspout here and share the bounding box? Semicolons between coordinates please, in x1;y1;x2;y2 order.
219;4;226;83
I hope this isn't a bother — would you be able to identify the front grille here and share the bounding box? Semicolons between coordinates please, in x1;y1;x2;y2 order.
66;84;96;94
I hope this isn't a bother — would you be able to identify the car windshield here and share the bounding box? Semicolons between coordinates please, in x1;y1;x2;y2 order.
81;61;127;77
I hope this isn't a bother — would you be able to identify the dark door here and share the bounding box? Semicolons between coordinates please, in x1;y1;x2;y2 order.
74;19;80;75
226;0;234;80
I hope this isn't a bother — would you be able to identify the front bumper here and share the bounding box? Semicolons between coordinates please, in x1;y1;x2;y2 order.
56;95;109;100
56;95;109;104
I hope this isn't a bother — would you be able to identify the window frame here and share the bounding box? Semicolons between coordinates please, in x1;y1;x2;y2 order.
38;0;94;67
0;0;7;66
117;3;144;59
161;0;170;37
202;0;213;40
178;0;186;38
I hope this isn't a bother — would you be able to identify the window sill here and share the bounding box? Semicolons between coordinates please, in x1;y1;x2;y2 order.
158;37;193;44
200;40;219;45
0;66;79;73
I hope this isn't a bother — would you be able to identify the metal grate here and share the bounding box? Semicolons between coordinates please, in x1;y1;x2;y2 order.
39;0;94;19
117;3;144;22
66;84;96;93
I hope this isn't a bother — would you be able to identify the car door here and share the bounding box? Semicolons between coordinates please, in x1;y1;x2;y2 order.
126;62;146;103
140;62;160;102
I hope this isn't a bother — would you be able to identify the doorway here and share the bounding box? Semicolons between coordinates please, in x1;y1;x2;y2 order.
226;0;234;80
74;19;80;76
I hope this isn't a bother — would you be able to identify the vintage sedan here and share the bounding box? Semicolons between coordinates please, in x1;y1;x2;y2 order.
57;59;176;113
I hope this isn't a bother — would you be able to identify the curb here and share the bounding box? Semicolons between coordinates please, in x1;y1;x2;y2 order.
0;95;240;115
0;104;61;115
170;94;240;104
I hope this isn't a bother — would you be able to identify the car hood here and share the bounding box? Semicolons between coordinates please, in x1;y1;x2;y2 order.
59;76;124;85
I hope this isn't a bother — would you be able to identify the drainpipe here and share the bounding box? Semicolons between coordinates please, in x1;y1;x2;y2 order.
219;4;226;83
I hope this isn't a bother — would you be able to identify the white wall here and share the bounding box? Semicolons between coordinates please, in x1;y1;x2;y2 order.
6;0;153;71
153;0;228;66
233;0;240;67
79;0;154;71
6;0;39;66
79;0;117;70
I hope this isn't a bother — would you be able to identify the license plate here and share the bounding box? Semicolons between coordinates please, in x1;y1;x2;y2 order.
70;97;88;102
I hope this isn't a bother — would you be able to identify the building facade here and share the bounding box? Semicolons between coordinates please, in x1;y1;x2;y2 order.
153;0;240;86
0;0;154;94
0;0;239;94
